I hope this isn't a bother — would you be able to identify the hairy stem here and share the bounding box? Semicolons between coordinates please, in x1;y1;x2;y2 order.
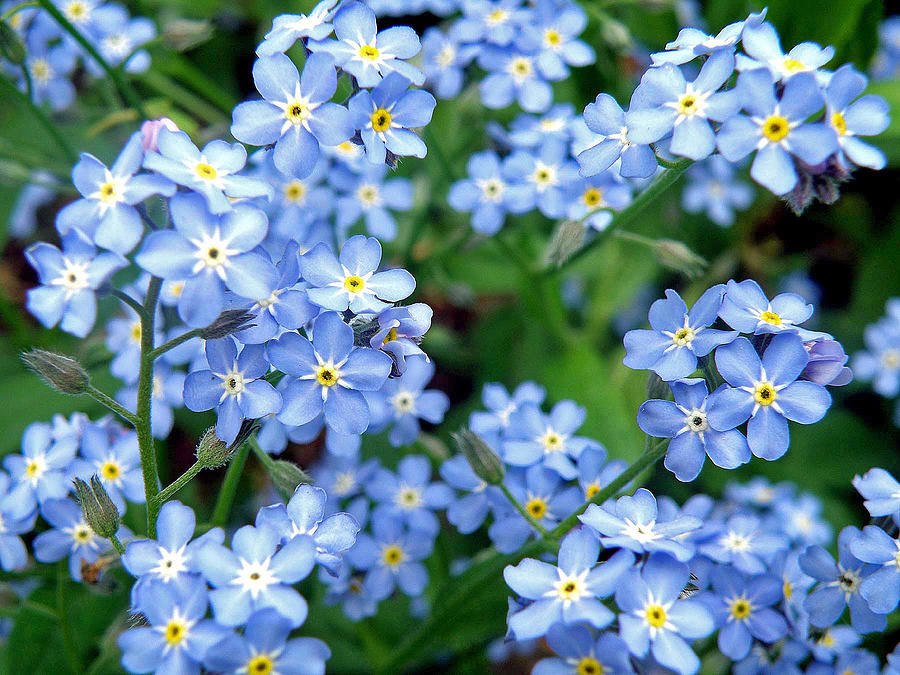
153;460;203;506
85;385;138;426
137;277;162;536
499;483;549;536
210;442;250;527
147;328;202;361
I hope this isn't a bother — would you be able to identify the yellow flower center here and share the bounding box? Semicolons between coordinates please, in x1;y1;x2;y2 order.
556;576;584;601
65;1;88;22
130;322;142;343
486;9;508;24
397;486;421;507
343;275;366;293
100;461;121;481
30;59;51;82
676;93;699;116
359;44;379;60
576;658;603;675
818;630;835;647
541;430;563;452
525;497;547;520
782;57;807;73
223;372;245;395
883;349;900;369
831;112;847;136
371;108;392;132
382;544;405;568
729;597;752;620
73;524;93;544
672;327;695;346
25;459;43;479
246;655;274;674
645;603;667;628
284;180;306;203
285;101;310;124
762;115;790;143
98;182;118;201
760;310;782;325
544;29;562;47
195;162;218;181
510;57;532;77
357;184;380;206
164;619;187;646
753;381;777;406
315;365;340;387
582;187;603;208
783;580;793;600
585;483;600;499
382;327;399;344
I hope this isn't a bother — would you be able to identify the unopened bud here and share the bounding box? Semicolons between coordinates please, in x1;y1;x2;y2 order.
22;349;90;394
73;477;120;540
545;220;586;268
268;460;312;501
0;21;26;64
162;18;214;52
654;239;707;279
601;18;631;51
195;427;233;468
201;309;256;340
140;117;179;152
452;429;504;485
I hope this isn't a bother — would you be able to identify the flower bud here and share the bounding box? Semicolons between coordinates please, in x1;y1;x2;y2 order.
200;309;256;340
268;460;312;501
544;220;586;268
0;21;26;65
21;349;90;395
654;239;707;279
452;429;504;485
601;18;631;51
162;19;214;52
801;338;853;386
195;427;233;469
140;117;179;152
73;477;120;540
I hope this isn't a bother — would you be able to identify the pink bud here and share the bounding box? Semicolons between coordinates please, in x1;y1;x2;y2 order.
140;118;179;152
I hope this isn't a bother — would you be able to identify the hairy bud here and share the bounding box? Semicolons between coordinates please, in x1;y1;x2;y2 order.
452;429;504;485
268;460;312;501
73;477;120;540
654;239;707;279
22;349;90;394
195;427;233;469
200;309;256;340
544;219;586;268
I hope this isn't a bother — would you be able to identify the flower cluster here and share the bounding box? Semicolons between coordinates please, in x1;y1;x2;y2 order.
1;0;155;111
852;297;900;426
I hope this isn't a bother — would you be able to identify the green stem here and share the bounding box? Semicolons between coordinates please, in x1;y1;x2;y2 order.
137;277;162;536
108;533;125;555
0;75;78;163
1;2;38;21
249;435;276;470
56;564;82;674
85;385;138;426
612;229;658;249
547;159;692;274
110;288;148;320
35;0;148;119
153;460;203;506
210;442;250;527
148;328;202;360
499;483;549;536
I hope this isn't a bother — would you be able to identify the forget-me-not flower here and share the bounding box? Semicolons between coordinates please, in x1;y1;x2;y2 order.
825;64;890;171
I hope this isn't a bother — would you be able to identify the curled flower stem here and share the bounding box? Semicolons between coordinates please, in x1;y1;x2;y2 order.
499;483;549;536
35;0;148;119
137;276;163;536
110;289;148;321
85;385;138;426
147;328;202;361
152;460;204;507
210;440;251;527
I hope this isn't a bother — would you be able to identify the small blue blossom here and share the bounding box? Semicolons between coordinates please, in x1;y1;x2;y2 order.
25;228;127;338
421;27;476;99
71;423;144;511
9;170;57;238
0;472;37;572
716;70;838;195
706;334;831;460
301;235;415;313
738;21;833;82
22;43;76;111
577;93;659;179
852;300;900;398
565;171;632;232
517;0;595;79
366;454;453;536
349;72;436;165
534;625;635;675
800;337;852;387
88;4;156;74
231;53;353;179
4;422;78;519
448;149;533;235
682;156;754;227
807;649;881;675
504;527;634;639
369;303;432;373
477;46;554;113
504;141;579;218
579;488;702;561
33;498;115;581
256;0;338;56
853;467;900;522
330;161;414;240
194;523;316;627
615;553;714;675
470;381;546;442
309;1;424;87
143;128;273;214
825;64;891;171
848;525;900;615
320;566;379;621
440;454;497;534
136;193;278;327
624;285;738;380
451;0;525;47
650;9;767;66
808;625;860;663
575;445;626;501
503;400;594;479
718;279;822;338
267;311;392;434
699;513;787;575
639;378;751;482
55;132;175;253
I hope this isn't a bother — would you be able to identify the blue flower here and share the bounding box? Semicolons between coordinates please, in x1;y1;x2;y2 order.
311;452;378;503
448;150;533;235
309;2;424;87
366;356;449;447
575;445;626;501
800;337;852;387
25;229;127;338
477;45;554;113
255;484;359;576
194;523;316;627
624;285;738;381
809;625;860;663
116;363;185;439
122;500;224;603
346;511;433;600
9;170;57;239
55;133;175;253
205;608;330;674
628;52;740;160
800;527;886;634
533;625;634;675
267;311;392;434
0;472;37;572
716;70;838;195
320;566;379;621
504;527;633;639
517;0;595;79
440;454;497;534
852;301;900;398
565;171;632;232
256;0;338;56
71;423;144;511
738;21;833;82
812;650;881;675
301;235;416;313
718;279;822;338
578;488;702;562
4;422;77;519
682;156;754;227
615;553;714;675
469;381;546;441
824;64;890;171
118;578;229;675
33;498;116;581
639;378;751;482
143;128;273;214
577;93;659;179
184;339;281;444
706;334;831;460
650;10;767;66
848;525;900;615
23;43;76;111
421;27;476;99
504;141;579;218
503;400;595;479
707;568;788;661
366;454;453;536
852;467;900;522
450;0;525;47
772;491;832;547
349;73;436;165
699;513;787;575
369;303;432;373
88;4;156;74
136;193;278;327
231;53;353;179
330;161;413;240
